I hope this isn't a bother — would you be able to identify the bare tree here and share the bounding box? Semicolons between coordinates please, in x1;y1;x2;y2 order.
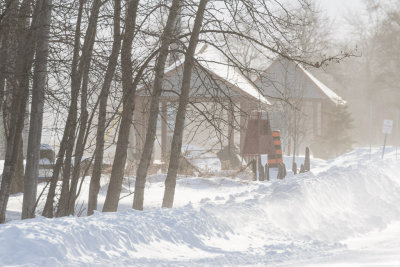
42;0;85;218
57;0;103;217
162;0;208;208
22;0;53;219
0;0;40;223
102;0;140;213
132;0;181;211
88;0;122;216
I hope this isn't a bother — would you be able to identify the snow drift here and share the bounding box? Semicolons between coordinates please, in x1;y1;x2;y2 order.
1;147;400;266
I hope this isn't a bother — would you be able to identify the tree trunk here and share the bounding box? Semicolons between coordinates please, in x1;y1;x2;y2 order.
88;0;122;216
0;28;6;113
102;0;140;212
55;0;95;216
162;0;208;208
22;0;52;220
0;0;15;113
60;0;102;217
0;0;39;223
132;0;181;211
0;1;18;161
42;0;85;218
10;138;24;194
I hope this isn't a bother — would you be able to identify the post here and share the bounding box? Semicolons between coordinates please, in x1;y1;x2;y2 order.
228;102;234;150
381;119;393;160
382;133;387;159
161;101;167;163
396;109;399;160
304;147;310;172
258;155;264;181
251;158;257;181
161;101;168;172
292;161;297;175
369;103;373;160
240;101;248;154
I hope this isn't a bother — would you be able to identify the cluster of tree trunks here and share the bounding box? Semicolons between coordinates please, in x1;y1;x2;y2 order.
0;0;346;223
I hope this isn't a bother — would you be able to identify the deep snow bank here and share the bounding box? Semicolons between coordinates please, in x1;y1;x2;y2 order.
0;147;400;266
264;148;400;242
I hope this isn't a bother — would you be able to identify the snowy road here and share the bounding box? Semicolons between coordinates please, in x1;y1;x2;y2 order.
1;147;400;266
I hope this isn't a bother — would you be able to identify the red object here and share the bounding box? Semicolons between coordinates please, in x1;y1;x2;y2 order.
242;111;275;155
268;131;283;167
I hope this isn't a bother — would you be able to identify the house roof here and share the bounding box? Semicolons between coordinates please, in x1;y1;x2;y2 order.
193;45;270;105
299;65;345;105
151;44;270;105
256;58;345;105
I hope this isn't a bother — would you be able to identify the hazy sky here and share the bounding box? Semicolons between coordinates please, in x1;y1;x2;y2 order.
316;0;366;38
317;0;365;17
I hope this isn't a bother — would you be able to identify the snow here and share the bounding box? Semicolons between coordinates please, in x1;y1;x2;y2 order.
195;45;271;106
40;143;53;151
1;147;400;266
181;144;221;173
39;158;52;165
162;44;271;106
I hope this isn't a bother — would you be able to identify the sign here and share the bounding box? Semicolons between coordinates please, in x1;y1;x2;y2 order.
242;112;275;155
382;119;393;134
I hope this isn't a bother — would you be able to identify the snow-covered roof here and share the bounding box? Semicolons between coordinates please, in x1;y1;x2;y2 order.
256;57;345;105
161;44;270;105
300;65;346;105
194;45;270;105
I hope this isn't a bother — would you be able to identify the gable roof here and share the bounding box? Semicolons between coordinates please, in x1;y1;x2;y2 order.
299;65;345;105
194;45;270;105
256;58;345;105
159;44;270;105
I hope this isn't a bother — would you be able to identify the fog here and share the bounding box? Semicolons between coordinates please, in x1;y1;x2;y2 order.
307;0;400;149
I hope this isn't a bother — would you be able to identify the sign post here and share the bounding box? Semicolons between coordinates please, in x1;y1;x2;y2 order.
369;104;373;160
396;110;399;160
382;119;393;159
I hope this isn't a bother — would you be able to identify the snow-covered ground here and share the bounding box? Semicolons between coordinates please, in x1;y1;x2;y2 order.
1;147;400;266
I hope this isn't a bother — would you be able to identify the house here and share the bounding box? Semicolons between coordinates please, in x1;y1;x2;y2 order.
128;45;345;166
255;57;345;157
130;44;270;164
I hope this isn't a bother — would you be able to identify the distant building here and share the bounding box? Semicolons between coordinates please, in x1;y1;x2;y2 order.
255;58;345;157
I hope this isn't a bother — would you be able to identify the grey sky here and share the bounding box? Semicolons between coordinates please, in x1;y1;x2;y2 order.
316;0;366;38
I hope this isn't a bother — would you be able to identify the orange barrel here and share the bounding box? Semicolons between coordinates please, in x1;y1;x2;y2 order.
268;131;283;168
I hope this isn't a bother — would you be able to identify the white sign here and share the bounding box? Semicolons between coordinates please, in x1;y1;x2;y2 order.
382;119;393;134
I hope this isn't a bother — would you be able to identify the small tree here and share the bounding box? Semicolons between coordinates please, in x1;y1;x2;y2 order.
314;104;354;158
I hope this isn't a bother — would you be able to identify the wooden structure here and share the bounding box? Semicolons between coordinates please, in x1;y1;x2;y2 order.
131;45;271;163
242;111;274;156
